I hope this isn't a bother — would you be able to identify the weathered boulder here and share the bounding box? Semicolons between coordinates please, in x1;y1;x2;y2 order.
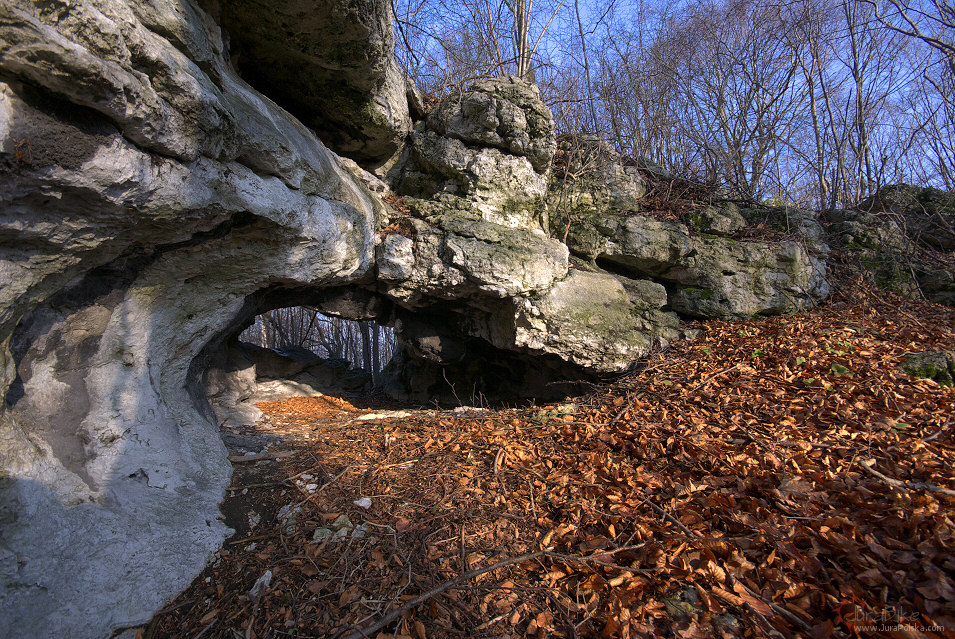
901;351;955;387
511;269;665;370
738;205;827;243
206;342;263;429
377;196;569;305
858;184;955;250
687;203;747;237
392;77;555;230
667;237;829;317
566;210;830;318
243;343;371;393
553;148;831;318
218;0;412;166
551;137;647;221
824;208;955;306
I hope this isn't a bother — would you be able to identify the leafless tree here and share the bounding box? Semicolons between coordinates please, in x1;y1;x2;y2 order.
241;308;397;380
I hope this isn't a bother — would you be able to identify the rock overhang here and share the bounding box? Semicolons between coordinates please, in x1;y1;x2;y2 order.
2;0;918;635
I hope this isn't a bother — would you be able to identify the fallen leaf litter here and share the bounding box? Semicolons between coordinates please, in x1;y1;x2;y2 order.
149;284;955;638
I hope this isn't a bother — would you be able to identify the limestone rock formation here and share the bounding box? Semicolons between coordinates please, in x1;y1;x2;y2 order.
0;5;687;637
857;184;955;251
566;208;830;318
0;2;384;637
392;77;556;230
377;197;570;304
824;203;955;307
218;0;412;166
552;138;648;216
901;351;955;387
17;0;951;636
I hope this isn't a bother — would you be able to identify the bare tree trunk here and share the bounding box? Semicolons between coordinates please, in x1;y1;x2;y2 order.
575;0;599;133
360;321;373;379
371;326;381;386
512;0;535;81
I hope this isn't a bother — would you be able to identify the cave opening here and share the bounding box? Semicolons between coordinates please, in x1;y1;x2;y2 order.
238;307;398;391
200;285;600;425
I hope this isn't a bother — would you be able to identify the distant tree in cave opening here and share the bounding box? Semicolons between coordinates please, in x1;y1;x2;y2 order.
239;307;397;385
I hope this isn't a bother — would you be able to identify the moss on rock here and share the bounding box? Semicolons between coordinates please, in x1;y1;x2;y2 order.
901;351;955;387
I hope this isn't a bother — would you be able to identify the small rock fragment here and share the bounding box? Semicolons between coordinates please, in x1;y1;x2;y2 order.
249;570;272;601
312;528;333;542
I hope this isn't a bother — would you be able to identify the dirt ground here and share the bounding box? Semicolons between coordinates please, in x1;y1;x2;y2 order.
144;285;954;639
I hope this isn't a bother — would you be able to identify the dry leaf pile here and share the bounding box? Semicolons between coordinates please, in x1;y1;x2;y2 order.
150;286;954;639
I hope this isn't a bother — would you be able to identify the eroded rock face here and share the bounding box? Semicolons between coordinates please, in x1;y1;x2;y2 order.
392;77;556;230
0;6;683;636
827;184;955;308
377;197;569;304
824;206;955;306
567;208;830;318
857;184;955;251
0;2;865;636
218;0;412;166
552;138;648;215
0;1;383;637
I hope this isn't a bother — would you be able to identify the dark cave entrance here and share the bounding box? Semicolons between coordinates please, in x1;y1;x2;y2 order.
200;285;600;422
238;307;398;390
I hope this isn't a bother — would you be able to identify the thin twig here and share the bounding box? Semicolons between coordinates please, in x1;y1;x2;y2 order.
861;459;955;497
229;451;294;463
192;620;217;639
228;532;278;546
688;363;742;395
152;598;196;616
639;497;697;537
336;551;548;639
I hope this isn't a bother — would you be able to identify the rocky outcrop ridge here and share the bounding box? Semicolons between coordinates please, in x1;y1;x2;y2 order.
0;0;949;636
565;207;829;318
857;184;955;251
392;78;555;230
0;4;681;636
0;1;386;637
552;141;831;320
824;189;955;306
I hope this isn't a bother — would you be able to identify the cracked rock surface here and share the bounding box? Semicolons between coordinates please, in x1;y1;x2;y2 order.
392;77;555;230
8;0;930;635
0;1;382;637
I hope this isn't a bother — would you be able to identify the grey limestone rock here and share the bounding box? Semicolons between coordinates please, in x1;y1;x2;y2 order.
824;206;955;306
567;210;829;318
511;270;660;370
219;0;412;166
393;77;555;230
901;351;955;387
0;1;383;637
857;184;955;251
686;203;747;237
377;198;570;305
0;4;674;633
550;138;647;220
666;238;829;318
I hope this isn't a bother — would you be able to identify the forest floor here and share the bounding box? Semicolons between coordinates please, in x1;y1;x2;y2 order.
147;282;955;639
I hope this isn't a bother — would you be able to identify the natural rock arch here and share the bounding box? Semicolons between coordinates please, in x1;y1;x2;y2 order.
0;1;838;637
